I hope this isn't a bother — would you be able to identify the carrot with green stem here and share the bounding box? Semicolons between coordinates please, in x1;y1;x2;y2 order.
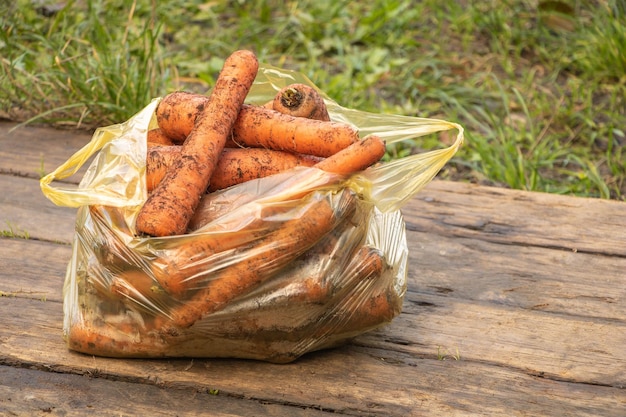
136;50;259;237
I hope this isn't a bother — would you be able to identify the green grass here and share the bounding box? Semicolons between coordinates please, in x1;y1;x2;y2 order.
1;0;624;199
1;222;30;239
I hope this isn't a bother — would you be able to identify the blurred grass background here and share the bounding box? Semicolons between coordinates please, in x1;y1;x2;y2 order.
1;0;625;199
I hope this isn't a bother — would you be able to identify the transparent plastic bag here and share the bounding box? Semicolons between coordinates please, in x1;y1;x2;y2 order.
40;65;464;363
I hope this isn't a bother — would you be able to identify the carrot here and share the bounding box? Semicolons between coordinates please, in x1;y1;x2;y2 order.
337;246;401;331
135;49;259;237
314;135;386;175
192;245;392;362
271;83;331;121
156;92;208;144
147;128;176;147
145;145;322;193
67;323;167;358
306;246;400;342
231;104;358;157
157;191;356;329
150;205;288;296
277;207;371;305
155;91;358;158
110;269;167;307
209;147;322;191
145;145;180;192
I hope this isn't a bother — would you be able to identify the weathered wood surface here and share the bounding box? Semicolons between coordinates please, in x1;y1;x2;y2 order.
1;121;625;416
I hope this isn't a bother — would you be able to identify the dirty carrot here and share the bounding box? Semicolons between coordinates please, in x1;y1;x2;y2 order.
150;216;282;296
135;49;259;237
152;91;359;158
110;269;168;310
337;246;399;330
68;323;167;358
147;128;176;147
145;145;322;193
188;165;342;232
314;135;386;175
209;147;322;191
145;145;180;192
308;246;399;339
276;210;370;305
271;83;331;121
156;91;208;144
231;104;358;157
160;191;355;328
197;246;392;361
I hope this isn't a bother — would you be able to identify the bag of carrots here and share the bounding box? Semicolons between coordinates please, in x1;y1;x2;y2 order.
40;50;464;363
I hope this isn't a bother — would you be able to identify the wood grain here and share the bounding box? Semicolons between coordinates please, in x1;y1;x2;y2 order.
0;122;93;180
0;365;337;417
406;180;626;256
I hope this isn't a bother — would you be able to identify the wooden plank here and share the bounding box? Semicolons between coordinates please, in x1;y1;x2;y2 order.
0;238;67;303
406;231;626;321
408;180;626;256
0;365;339;417
0;122;93;181
359;290;626;387
0;296;624;417
0;175;77;244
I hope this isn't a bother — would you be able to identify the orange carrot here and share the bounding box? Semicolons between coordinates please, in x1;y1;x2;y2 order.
307;246;399;341
187;164;343;232
196;245;392;361
209;147;322;191
271;83;331;121
67;323;167;358
157;191;356;328
154;91;358;158
145;145;322;193
339;246;400;330
275;204;371;304
150;205;287;296
110;269;167;305
145;145;180;192
147;128;176;147
314;135;386;175
156;92;208;144
231;104;358;157
135;50;259;237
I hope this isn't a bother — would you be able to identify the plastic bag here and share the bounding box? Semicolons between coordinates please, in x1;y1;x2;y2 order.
40;65;464;363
